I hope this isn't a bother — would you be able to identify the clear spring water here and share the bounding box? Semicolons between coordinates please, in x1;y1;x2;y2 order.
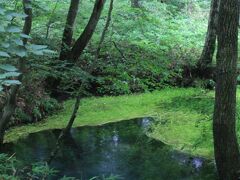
3;118;216;179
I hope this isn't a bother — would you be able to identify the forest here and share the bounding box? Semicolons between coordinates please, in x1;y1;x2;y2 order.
0;0;239;179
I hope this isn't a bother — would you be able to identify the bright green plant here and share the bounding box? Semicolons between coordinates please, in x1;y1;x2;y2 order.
0;2;54;92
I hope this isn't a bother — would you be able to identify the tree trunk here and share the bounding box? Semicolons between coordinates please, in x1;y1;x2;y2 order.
0;87;18;145
70;0;106;62
131;0;140;8
48;95;81;164
197;0;219;75
213;0;240;179
45;0;59;39
59;0;80;60
95;0;114;60
0;0;32;146
63;96;81;134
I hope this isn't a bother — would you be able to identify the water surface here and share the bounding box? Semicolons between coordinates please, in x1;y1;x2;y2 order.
5;118;216;179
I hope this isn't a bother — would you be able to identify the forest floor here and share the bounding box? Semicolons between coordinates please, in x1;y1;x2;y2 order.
6;87;233;158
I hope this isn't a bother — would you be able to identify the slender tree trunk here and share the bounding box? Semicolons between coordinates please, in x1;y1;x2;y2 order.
0;88;18;144
48;0;106;156
22;1;32;45
95;0;114;60
131;0;140;8
213;0;240;179
197;0;219;76
45;0;59;39
63;96;81;134
0;0;32;146
59;0;80;60
70;0;106;62
48;95;81;164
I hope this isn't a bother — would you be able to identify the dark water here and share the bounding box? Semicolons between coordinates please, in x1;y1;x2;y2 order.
4;118;216;180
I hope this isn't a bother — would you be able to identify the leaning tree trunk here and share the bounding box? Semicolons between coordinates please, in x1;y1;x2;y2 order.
45;0;59;39
48;95;81;164
0;0;32;146
197;0;219;77
59;0;80;60
213;0;240;179
95;0;114;60
70;0;106;62
47;0;106;159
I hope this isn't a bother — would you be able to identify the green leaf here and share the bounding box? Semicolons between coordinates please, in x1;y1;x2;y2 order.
6;25;21;33
29;44;48;50
0;64;18;72
1;42;10;48
0;51;10;57
3;80;21;86
13;46;27;57
7;12;27;18
14;38;24;46
20;33;31;39
42;49;57;54
31;50;44;56
0;72;21;79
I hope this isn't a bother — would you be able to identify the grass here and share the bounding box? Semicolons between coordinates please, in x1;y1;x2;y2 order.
5;87;233;158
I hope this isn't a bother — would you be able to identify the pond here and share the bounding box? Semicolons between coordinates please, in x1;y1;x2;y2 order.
4;118;216;179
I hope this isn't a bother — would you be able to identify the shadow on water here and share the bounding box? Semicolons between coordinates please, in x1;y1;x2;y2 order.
3;118;216;180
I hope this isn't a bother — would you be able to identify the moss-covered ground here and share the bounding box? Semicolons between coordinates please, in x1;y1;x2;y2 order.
6;88;236;158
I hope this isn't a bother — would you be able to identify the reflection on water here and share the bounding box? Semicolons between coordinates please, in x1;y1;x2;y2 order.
4;118;216;180
193;158;203;169
141;117;151;128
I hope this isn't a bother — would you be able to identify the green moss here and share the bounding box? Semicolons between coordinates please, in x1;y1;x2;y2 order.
5;88;229;158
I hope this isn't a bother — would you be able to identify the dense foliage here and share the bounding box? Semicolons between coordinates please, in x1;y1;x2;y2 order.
0;0;212;126
23;0;210;94
1;0;223;179
0;1;61;126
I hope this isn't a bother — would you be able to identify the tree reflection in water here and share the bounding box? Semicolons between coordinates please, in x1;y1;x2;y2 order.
4;118;216;180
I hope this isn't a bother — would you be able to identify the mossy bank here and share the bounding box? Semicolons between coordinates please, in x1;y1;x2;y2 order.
6;87;234;158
